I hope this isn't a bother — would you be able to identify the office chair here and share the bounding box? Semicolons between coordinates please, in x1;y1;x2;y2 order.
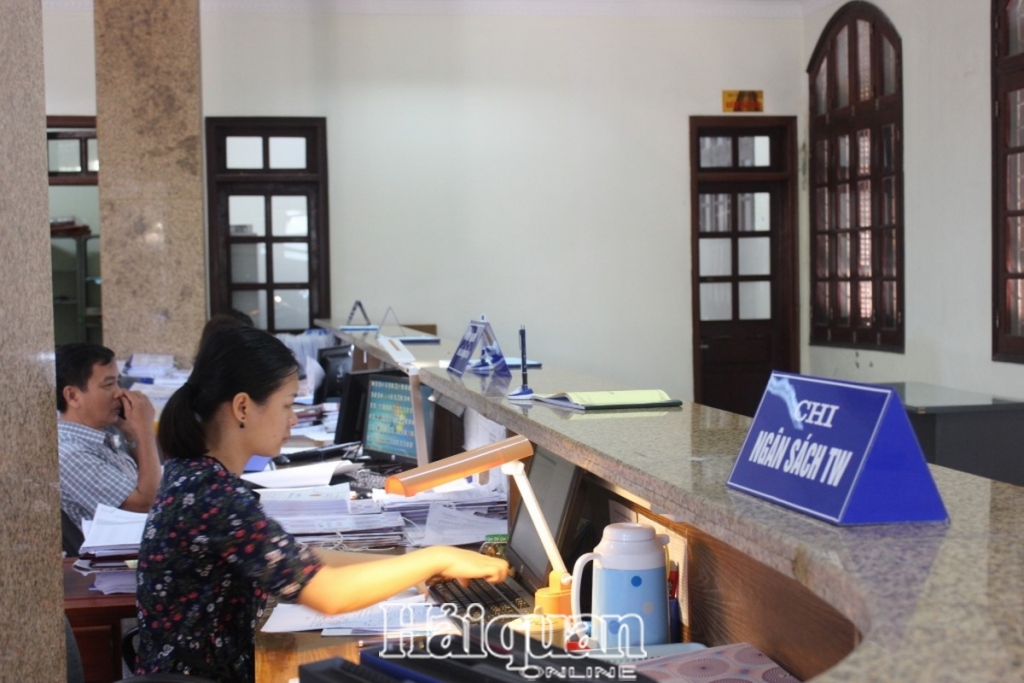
121;625;139;673
65;615;84;683
61;509;84;557
118;628;217;683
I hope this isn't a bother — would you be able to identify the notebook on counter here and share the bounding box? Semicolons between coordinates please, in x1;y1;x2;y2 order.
533;389;682;411
635;642;799;683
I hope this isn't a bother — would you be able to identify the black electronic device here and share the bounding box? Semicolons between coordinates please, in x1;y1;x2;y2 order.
504;446;584;592
334;368;405;446
360;373;434;467
315;344;354;404
358;625;659;683
299;657;404;683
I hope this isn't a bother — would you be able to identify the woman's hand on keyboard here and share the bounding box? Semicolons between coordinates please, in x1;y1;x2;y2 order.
298;544;509;614
430;546;510;587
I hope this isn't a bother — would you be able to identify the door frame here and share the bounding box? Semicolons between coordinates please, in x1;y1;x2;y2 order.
689;116;800;406
204;117;330;333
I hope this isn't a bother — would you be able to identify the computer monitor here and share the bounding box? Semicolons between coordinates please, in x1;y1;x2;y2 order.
504;446;584;593
361;373;434;467
315;344;353;403
333;368;404;445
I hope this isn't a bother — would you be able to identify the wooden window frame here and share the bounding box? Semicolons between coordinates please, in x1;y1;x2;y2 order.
807;2;905;351
205;117;331;333
47;116;98;186
992;0;1024;361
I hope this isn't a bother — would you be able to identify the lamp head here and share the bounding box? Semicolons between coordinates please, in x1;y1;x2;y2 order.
384;435;534;496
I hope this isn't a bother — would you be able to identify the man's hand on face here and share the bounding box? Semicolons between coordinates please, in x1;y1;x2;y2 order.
116;390;156;445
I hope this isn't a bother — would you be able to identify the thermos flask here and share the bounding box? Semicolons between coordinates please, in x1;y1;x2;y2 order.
571;522;670;650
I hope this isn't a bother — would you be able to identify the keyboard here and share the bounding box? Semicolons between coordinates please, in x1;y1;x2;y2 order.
300;656;405;683
428;577;531;622
275;442;354;465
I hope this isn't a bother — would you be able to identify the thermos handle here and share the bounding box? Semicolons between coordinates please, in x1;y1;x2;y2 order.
571;551;598;643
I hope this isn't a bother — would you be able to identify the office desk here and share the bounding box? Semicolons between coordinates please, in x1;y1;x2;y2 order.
63;559;136;683
308;319;1024;682
255;628;363;683
883;381;1024;486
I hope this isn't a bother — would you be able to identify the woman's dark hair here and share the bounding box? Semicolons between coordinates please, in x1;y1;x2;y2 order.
196;313;253;361
160;326;299;460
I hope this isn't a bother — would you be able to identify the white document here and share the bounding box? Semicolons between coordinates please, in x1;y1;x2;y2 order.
289;423;336;440
92;571;137;595
241;460;360;488
79;504;148;554
276;511;405;536
257;484;353;505
305;355;325;394
419;503;507;547
261;591;435;633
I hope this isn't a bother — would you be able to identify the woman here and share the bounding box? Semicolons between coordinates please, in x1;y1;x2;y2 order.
135;326;508;682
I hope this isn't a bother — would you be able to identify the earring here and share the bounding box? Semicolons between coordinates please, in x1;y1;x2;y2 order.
239;422;245;429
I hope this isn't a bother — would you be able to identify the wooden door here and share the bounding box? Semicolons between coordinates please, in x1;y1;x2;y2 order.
690;118;799;416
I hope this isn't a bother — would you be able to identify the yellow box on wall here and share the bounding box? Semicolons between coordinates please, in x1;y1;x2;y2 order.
723;90;764;112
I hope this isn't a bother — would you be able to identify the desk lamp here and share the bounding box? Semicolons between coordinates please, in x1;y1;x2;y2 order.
385;435;573;617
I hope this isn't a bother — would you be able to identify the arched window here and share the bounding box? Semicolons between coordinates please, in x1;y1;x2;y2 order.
993;0;1024;361
808;2;903;350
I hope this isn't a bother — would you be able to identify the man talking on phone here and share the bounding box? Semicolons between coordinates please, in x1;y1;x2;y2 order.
56;343;161;532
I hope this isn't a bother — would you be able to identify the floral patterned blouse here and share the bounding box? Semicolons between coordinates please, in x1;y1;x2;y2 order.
135;456;322;683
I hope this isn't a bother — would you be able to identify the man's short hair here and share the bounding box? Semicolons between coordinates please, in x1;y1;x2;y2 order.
56;343;116;413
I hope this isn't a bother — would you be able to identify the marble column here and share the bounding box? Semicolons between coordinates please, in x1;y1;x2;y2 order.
94;0;206;365
0;1;65;680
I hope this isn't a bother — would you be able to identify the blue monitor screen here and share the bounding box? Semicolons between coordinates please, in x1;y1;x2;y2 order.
362;374;432;464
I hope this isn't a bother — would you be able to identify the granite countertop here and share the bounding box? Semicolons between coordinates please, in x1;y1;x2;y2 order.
321;322;1024;682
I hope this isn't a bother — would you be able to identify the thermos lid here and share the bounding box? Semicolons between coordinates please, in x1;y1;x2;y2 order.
603;522;657;542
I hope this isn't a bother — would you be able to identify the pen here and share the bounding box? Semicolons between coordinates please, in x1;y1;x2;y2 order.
519;325;528;388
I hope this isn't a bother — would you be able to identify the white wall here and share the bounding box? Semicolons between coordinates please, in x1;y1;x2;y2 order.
801;0;1024;398
47;1;1023;402
199;9;805;400
43;8;95;115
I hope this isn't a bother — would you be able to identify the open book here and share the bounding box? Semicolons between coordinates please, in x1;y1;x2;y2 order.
532;389;682;411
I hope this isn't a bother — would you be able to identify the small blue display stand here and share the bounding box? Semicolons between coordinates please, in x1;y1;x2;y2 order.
338;299;378;331
727;371;948;525
447;317;512;379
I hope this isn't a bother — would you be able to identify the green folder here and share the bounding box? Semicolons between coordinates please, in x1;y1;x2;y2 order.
532;389;682;411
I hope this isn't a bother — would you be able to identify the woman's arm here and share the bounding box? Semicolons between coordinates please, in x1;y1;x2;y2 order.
297;545;509;615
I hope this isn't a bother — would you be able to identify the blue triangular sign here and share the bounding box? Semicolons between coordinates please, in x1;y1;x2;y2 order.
447;317;512;380
727;372;948;525
838;396;947;524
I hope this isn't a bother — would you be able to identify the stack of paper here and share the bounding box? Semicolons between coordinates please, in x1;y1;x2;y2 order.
93;571;138;595
125;353;176;379
256;484;406;549
276;511;408;549
241;460;361;489
74;504;148;593
257;484;356;517
78;504;147;558
375;483;508;527
294;405;324;430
